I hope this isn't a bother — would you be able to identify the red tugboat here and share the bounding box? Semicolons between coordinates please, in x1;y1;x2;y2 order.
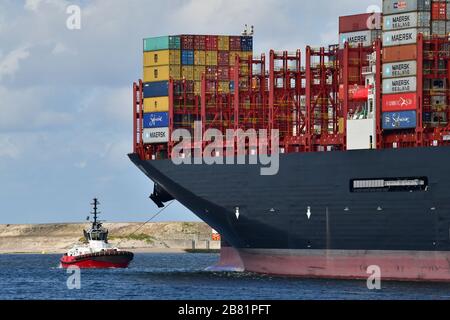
60;199;134;269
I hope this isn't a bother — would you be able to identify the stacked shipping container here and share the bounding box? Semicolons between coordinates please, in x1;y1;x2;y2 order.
134;4;450;157
339;13;382;49
381;0;432;130
142;36;180;144
382;0;449;129
142;34;253;144
428;0;450;126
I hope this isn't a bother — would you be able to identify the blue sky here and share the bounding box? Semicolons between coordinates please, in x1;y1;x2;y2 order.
0;0;380;224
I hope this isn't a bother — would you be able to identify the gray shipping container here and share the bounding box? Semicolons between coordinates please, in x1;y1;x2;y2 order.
432;21;446;36
383;0;431;15
383;12;430;31
383;28;418;47
383;60;417;78
383;76;417;94
339;30;380;49
431;95;447;107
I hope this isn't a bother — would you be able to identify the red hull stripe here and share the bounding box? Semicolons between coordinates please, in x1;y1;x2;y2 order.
227;249;450;282
61;259;130;269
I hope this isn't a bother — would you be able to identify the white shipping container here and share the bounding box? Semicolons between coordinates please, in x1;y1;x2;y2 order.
339;30;380;49
383;60;417;79
383;76;417;94
383;12;430;31
383;0;431;15
143;127;169;144
383;28;418;47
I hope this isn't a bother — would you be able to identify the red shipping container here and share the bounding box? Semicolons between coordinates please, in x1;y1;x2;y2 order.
339;13;381;33
432;2;447;20
217;66;229;80
218;51;229;66
174;80;194;93
382;93;418;112
348;66;360;81
181;35;194;50
206;81;216;92
205;36;218;50
229;36;241;51
206;66;217;80
229;66;236;79
194;35;206;50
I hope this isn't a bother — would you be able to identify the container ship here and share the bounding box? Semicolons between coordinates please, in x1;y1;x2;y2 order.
129;1;450;281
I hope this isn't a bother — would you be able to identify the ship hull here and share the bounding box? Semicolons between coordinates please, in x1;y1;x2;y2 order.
129;146;450;281
60;251;134;269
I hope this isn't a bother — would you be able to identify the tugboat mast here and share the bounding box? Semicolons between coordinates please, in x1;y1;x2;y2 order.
91;198;100;229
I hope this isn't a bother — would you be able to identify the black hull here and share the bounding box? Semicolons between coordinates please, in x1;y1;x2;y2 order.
129;147;450;280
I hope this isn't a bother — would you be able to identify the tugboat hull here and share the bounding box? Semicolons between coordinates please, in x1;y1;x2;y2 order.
60;251;134;269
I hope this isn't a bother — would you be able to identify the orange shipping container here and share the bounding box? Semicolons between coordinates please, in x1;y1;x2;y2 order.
382;44;417;63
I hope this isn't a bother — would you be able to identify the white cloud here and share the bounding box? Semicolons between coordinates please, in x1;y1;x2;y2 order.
0;135;21;159
74;161;87;169
24;0;68;12
0;47;31;80
24;0;43;11
52;42;70;55
0;85;73;131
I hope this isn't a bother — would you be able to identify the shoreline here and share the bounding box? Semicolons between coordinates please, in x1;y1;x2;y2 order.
0;222;220;255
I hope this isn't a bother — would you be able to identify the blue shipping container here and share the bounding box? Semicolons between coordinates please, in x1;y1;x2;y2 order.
143;112;170;129
382;111;417;130
229;81;235;93
241;36;253;51
181;50;194;65
143;81;169;98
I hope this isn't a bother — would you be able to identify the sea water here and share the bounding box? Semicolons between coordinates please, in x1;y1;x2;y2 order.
0;253;449;300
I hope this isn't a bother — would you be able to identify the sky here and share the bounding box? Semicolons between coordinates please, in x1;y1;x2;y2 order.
0;0;381;224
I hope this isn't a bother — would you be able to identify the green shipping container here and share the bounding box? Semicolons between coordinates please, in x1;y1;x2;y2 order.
144;36;181;51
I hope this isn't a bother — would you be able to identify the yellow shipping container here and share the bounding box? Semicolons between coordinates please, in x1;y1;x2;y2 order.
218;36;229;51
218;81;230;94
143;65;181;82
194;51;206;65
194;81;202;95
338;118;345;134
143;50;181;67
182;66;194;80
240;64;249;76
239;51;252;60
229;51;239;65
206;51;218;66
144;97;169;113
194;66;206;81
